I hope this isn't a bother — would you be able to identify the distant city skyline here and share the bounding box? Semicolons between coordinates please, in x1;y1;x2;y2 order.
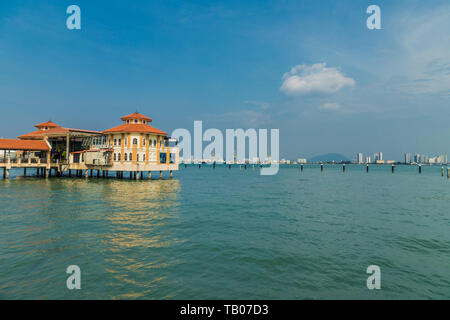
0;0;449;160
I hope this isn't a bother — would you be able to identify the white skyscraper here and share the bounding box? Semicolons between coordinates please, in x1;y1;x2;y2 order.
357;153;363;164
405;153;411;164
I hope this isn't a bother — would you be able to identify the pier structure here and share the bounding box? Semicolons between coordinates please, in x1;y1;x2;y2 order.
0;112;179;179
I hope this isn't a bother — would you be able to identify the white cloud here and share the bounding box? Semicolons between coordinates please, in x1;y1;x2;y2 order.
280;63;355;95
244;100;270;110
394;4;450;97
319;102;341;111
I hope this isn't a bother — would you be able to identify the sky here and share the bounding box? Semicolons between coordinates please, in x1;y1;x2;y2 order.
0;0;449;160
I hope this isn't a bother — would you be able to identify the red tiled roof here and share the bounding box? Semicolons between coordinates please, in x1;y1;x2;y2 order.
103;123;167;135
18;130;46;139
120;112;152;122
34;121;61;128
0;139;51;151
18;127;102;139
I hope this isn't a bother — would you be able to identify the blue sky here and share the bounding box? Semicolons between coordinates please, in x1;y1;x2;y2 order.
0;0;449;160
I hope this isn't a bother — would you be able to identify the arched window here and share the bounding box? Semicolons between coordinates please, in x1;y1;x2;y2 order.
133;138;138;145
137;154;139;162
113;153;117;161
143;138;146;146
153;139;156;147
143;154;145;162
129;153;132;161
118;153;121;161
114;139;117;146
118;138;121;145
124;153;127;161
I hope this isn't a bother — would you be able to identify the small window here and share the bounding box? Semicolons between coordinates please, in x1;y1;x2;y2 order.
113;153;117;161
129;153;132;161
134;120;138;123
153;140;156;147
143;139;146;146
133;138;138;145
118;153;121;161
127;120;130;124
118;139;121;145
124;153;127;161
137;154;139;162
143;154;145;161
114;139;117;146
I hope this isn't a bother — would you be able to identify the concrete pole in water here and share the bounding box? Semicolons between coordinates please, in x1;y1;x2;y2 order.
366;164;369;173
198;164;201;169
6;169;10;179
343;164;346;173
419;165;422;174
24;168;27;176
170;170;173;179
392;164;395;173
441;167;444;177
159;171;162;179
447;167;449;179
320;163;323;172
229;164;231;170
301;164;303;172
244;164;247;170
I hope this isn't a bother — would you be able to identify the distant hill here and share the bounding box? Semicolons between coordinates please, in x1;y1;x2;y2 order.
309;153;350;163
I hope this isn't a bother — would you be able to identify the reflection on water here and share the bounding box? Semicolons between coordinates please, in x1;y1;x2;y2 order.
0;177;183;299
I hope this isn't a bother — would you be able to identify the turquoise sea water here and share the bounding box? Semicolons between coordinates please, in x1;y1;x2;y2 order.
0;164;449;299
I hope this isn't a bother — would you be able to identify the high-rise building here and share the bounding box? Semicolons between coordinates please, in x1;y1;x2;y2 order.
373;153;379;162
365;156;371;164
404;153;411;164
357;153;363;164
379;152;383;161
414;154;421;163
